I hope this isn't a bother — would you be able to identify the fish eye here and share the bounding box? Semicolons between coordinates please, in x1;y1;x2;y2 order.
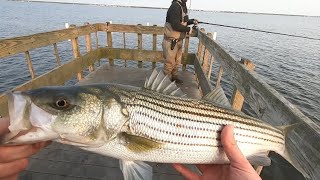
55;98;70;108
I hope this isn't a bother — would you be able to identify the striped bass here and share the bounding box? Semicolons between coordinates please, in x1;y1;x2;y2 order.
0;69;306;179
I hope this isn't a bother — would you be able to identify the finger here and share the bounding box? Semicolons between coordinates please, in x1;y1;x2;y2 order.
0;142;50;163
172;164;200;180
196;164;222;174
221;125;250;166
0;158;28;178
196;164;209;173
34;141;52;149
2;174;19;180
0;118;10;136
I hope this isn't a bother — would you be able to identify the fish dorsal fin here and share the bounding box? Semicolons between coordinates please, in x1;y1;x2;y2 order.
151;70;165;90
144;68;186;97
203;86;231;108
146;69;159;88
120;160;152;180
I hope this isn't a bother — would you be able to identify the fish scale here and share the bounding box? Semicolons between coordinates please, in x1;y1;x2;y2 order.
126;91;284;143
133;90;283;136
108;87;285;153
100;88;285;164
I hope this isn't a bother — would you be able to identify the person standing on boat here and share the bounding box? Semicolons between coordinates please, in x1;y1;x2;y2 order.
163;0;198;84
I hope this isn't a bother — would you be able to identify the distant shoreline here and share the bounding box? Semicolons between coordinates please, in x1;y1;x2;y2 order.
9;0;319;18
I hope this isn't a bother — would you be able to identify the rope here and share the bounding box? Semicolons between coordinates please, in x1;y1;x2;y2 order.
199;21;320;41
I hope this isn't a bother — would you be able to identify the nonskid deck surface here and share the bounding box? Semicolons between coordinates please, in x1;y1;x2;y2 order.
79;64;202;99
21;142;187;180
20;65;202;180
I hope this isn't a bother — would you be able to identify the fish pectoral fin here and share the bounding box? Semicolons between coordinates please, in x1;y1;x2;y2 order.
120;160;152;180
247;152;271;166
120;132;162;153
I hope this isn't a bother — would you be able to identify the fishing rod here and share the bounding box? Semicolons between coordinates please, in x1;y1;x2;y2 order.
198;21;320;41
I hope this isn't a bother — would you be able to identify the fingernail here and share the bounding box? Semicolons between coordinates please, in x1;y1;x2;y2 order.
230;125;237;145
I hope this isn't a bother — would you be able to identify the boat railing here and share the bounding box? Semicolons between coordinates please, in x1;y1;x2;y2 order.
0;22;319;179
0;22;198;115
197;29;320;178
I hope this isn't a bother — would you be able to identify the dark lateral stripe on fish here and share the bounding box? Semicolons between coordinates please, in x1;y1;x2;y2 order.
136;128;268;147
131;120;223;147
130;98;284;140
114;88;282;135
133;122;222;144
138;94;282;135
134;119;281;146
113;87;278;135
131;110;285;145
134;93;282;134
132;112;221;136
136;91;269;124
130;102;284;141
139;134;223;147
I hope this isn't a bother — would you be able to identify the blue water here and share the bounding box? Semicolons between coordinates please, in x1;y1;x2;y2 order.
0;0;319;125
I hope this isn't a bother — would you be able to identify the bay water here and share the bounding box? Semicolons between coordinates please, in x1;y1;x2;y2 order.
0;1;319;179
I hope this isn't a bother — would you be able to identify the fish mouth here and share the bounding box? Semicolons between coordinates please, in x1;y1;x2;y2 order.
2;127;57;145
1;92;59;145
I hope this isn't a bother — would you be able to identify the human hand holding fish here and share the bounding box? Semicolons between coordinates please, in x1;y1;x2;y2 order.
0;117;51;180
173;125;261;180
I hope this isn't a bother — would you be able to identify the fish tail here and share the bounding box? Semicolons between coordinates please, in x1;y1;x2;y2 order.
278;123;310;179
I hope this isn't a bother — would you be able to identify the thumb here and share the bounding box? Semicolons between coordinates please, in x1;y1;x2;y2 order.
221;125;251;167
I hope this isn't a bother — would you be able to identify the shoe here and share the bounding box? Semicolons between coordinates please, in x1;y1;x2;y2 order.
172;77;183;84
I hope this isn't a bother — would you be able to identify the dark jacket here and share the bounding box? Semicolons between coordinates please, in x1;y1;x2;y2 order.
165;0;194;32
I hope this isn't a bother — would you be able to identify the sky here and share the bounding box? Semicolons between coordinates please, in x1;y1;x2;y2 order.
38;0;320;16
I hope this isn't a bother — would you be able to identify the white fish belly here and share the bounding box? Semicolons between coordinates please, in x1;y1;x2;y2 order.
84;137;281;164
84;140;227;164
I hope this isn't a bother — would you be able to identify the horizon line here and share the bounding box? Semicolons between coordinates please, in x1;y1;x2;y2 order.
8;0;320;18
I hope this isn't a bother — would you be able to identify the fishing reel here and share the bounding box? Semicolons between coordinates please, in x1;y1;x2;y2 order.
189;25;199;37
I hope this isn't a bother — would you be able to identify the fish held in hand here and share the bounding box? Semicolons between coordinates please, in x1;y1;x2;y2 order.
0;69;308;179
